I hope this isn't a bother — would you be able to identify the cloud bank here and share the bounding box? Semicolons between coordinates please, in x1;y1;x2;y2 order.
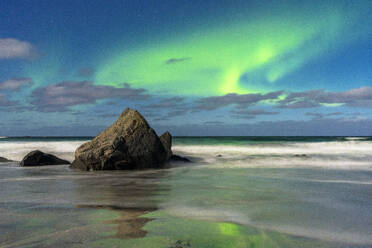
32;81;149;112
194;91;283;110
279;87;372;108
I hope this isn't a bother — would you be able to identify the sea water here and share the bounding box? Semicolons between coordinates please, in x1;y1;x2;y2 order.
0;136;371;247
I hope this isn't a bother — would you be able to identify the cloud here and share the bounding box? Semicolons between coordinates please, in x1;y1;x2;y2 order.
0;94;30;111
279;87;372;108
77;67;95;77
194;91;284;111
204;121;224;125
0;104;33;112
0;78;33;91
0;38;38;59
97;113;121;118
31;81;149;112
0;93;14;106
152;109;190;122
163;110;188;119
305;112;323;119
231;109;279;119
144;96;190;121
165;57;191;64
154;117;372;136
144;97;185;109
306;111;343;120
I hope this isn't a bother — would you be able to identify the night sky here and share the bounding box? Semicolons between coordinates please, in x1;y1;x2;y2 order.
1;0;372;136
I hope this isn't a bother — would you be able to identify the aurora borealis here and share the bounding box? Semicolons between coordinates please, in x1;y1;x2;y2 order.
1;0;372;136
96;3;351;95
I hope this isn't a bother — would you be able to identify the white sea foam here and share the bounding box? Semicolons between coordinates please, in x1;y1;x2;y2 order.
2;139;372;170
173;141;372;170
173;141;372;156
0;141;85;161
345;137;368;141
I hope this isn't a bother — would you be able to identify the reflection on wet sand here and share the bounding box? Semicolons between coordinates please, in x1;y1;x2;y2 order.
0;164;172;247
75;204;157;239
71;169;170;242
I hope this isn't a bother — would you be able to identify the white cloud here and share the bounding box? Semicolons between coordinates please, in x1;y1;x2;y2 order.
0;38;37;59
0;78;32;91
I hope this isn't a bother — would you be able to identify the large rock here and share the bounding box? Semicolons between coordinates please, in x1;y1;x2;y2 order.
71;108;171;171
160;131;173;160
20;150;70;166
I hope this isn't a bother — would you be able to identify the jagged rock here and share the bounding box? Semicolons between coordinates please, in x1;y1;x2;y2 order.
170;154;191;163
160;131;173;160
0;156;13;162
71;108;170;171
20;150;70;166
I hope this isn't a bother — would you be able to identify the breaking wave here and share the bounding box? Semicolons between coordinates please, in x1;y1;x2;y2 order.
173;140;372;170
1;137;372;170
0;141;85;162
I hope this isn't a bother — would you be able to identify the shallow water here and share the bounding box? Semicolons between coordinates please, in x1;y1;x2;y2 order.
0;137;372;247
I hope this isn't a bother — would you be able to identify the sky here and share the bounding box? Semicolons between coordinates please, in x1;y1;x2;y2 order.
1;0;372;136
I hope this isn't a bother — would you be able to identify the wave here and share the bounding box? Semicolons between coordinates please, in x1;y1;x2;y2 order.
1;139;372;170
0;141;85;161
173;140;372;155
173;140;372;170
345;137;368;141
203;159;372;170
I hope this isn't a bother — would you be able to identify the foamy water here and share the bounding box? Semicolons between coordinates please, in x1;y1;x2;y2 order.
173;140;372;170
0;140;86;161
0;137;371;247
2;138;372;170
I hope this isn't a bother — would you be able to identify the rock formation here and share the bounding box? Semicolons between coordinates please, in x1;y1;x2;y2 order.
71;108;173;171
20;150;70;166
160;131;173;160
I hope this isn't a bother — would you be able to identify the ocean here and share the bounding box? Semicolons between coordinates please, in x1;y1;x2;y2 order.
0;136;371;248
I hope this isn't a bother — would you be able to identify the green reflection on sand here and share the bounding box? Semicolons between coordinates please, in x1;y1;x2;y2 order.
218;222;241;236
89;210;331;248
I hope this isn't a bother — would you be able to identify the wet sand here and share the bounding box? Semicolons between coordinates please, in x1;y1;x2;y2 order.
76;204;157;239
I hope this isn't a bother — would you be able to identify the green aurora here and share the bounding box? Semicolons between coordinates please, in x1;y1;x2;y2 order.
95;4;356;96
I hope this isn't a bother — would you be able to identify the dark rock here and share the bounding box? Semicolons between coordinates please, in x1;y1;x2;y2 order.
0;156;13;162
294;154;308;158
170;154;191;163
20;150;70;166
169;240;191;248
160;131;173;160
71;108;169;171
216;154;222;157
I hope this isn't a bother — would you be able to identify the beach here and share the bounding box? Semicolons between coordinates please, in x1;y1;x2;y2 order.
0;136;372;247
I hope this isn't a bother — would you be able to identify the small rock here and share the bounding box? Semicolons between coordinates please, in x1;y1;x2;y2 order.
294;154;308;158
0;156;13;162
20;150;70;167
169;240;191;248
216;154;222;157
170;154;192;163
